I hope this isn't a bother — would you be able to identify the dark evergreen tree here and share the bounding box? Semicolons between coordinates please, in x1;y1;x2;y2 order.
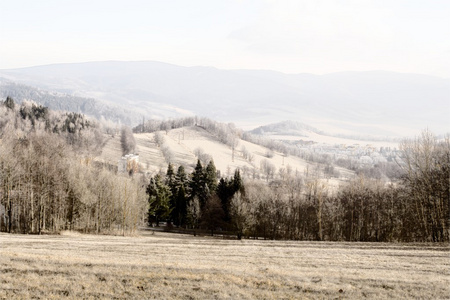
200;195;225;236
233;169;244;195
217;170;245;230
190;160;207;207
147;174;172;227
4;96;15;110
175;165;188;188
174;185;188;227
205;160;218;193
217;178;233;225
165;163;175;186
172;165;189;227
165;163;177;225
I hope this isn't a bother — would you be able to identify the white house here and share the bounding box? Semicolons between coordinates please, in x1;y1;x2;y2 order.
118;154;139;174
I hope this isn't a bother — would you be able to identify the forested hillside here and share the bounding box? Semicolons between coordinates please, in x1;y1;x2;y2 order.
0;97;146;235
0;80;138;125
1;97;448;242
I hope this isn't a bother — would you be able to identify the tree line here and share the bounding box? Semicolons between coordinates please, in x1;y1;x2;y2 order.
147;130;448;242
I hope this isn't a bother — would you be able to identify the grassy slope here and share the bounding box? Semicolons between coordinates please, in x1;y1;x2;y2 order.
98;126;353;187
1;232;448;299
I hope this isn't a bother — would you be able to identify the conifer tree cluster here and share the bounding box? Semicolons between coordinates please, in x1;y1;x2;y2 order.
146;160;244;236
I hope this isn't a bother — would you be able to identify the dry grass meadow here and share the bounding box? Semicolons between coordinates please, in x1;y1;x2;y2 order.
1;231;449;299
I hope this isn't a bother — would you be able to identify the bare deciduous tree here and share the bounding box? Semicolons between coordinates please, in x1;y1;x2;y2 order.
400;130;449;242
120;126;136;155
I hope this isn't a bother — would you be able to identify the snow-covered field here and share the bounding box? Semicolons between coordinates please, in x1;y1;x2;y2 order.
1;232;448;299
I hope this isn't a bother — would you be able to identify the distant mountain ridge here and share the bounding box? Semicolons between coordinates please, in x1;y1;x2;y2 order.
248;120;405;142
0;61;448;137
0;79;139;124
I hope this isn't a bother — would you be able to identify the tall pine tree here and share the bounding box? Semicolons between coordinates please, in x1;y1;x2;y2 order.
147;174;172;227
205;160;218;193
174;185;188;227
169;165;189;227
217;178;233;225
190;160;207;208
233;169;244;195
165;163;177;224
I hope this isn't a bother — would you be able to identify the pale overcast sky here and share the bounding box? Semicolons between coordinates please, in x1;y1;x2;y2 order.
1;0;449;77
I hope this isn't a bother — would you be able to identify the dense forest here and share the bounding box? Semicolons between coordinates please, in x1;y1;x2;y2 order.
1;97;448;242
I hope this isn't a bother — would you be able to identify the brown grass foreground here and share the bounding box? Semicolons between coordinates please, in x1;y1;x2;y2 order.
0;232;449;299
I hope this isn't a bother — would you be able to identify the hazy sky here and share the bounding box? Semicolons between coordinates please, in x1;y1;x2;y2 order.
1;0;449;77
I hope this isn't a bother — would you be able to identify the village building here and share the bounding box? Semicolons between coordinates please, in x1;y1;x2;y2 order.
118;154;140;174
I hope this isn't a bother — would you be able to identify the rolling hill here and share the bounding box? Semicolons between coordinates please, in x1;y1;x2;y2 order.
98;125;354;189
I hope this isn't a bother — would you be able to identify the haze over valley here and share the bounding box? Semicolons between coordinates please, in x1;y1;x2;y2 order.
1;61;448;138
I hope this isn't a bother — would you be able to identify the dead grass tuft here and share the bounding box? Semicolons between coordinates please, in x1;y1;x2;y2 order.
59;230;82;236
